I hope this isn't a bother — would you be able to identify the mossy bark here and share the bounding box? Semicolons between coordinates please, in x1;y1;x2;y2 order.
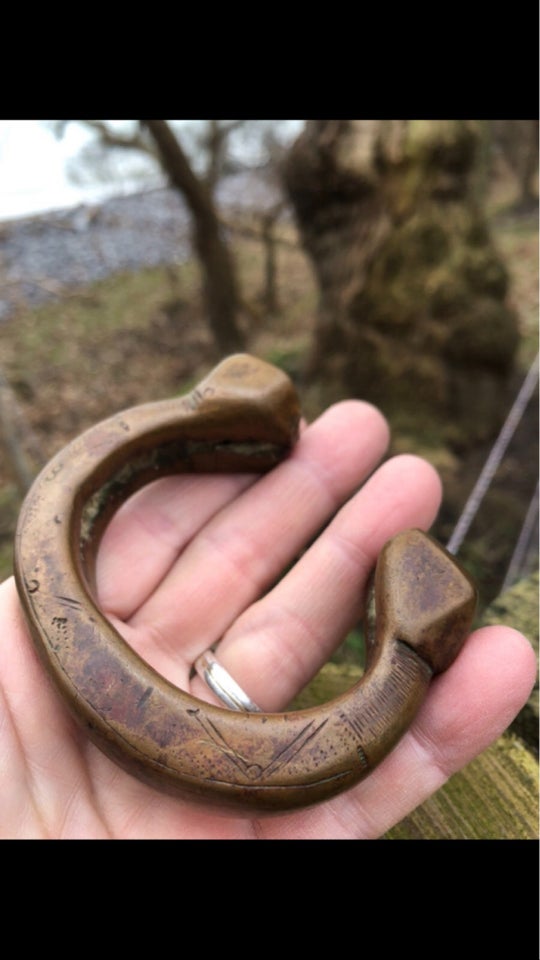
283;120;519;445
481;570;538;755
291;568;538;838
385;733;538;840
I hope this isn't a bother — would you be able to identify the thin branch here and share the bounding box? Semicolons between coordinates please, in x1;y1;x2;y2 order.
69;120;157;157
220;212;298;249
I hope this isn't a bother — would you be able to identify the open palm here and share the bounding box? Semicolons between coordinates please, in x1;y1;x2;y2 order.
0;400;535;838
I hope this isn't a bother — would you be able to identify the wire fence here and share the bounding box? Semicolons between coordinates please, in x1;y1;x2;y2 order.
446;354;539;588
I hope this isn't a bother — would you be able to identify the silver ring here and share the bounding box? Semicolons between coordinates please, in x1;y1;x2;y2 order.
194;650;262;713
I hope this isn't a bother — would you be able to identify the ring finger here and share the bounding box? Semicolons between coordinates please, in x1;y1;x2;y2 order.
191;453;442;710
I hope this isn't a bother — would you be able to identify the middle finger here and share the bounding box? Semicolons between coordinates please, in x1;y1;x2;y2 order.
126;400;389;679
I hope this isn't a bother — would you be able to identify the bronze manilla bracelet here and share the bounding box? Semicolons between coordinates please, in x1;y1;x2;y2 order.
14;354;477;814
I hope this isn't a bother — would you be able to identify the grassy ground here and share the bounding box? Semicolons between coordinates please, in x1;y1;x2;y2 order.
0;192;537;634
0;221;317;574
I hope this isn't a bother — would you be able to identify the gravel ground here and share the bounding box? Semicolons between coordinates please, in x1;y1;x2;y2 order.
0;172;280;322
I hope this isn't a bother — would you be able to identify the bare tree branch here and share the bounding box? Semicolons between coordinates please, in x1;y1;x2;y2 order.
77;120;157;157
53;120;157;158
141;119;245;353
200;120;246;191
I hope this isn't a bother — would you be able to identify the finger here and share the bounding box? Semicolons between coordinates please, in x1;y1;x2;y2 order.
193;454;442;709
125;400;390;675
96;473;256;619
257;625;537;839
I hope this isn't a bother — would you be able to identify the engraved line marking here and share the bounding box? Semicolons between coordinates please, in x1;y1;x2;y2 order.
181;386;216;412
190;712;257;775
207;769;353;790
137;686;153;711
55;595;84;611
339;711;370;769
340;709;365;741
190;711;331;782
357;745;369;769
45;462;63;482
262;718;330;778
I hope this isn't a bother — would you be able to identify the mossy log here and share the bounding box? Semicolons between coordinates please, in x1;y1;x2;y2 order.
481;570;538;755
385;733;538;839
291;570;539;839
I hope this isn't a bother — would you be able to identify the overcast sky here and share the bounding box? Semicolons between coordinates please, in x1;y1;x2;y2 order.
0;121;113;220
0;120;304;222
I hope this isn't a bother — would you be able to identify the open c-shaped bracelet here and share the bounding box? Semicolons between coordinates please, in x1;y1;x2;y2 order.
14;354;477;814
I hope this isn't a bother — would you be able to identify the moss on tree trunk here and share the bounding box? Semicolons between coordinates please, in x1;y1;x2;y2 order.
283;120;519;446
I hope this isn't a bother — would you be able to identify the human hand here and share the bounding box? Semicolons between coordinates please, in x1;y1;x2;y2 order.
1;400;535;838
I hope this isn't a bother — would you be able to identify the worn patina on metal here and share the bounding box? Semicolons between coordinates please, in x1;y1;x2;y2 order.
14;354;477;813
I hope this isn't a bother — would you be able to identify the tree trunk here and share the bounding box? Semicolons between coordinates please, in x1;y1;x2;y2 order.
492;120;539;211
142;120;245;355
517;120;539;210
283;120;520;445
260;204;283;315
